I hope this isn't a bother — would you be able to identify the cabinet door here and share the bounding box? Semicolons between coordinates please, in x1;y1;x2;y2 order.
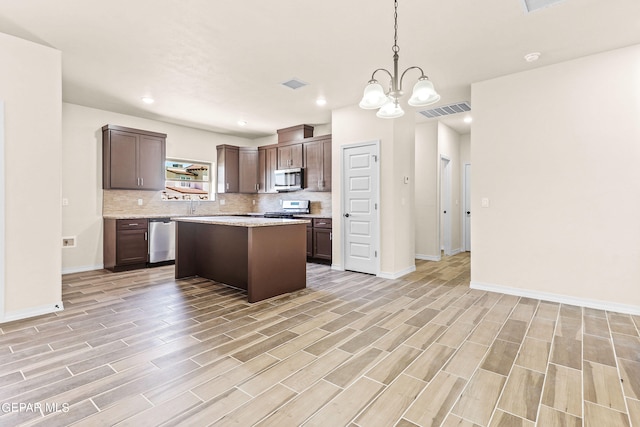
258;148;267;193
313;228;332;261
116;229;148;265
304;139;331;192
266;147;278;192
306;226;313;257
239;149;259;193
277;144;303;169
138;135;165;190
217;145;239;193
108;130;138;189
304;141;323;191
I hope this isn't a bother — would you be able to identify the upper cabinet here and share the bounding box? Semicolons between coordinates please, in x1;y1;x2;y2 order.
239;147;259;193
258;146;278;193
277;143;303;169
303;136;332;192
102;125;166;190
216;145;239;193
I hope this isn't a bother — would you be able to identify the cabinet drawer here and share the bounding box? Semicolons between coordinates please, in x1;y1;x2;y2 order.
117;219;149;230
313;218;332;229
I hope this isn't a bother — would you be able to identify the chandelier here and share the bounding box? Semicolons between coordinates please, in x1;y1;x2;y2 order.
359;0;440;118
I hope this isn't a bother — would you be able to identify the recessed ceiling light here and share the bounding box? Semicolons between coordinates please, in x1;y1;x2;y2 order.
524;52;541;62
316;98;327;106
464;116;473;124
237;120;248;126
141;96;155;104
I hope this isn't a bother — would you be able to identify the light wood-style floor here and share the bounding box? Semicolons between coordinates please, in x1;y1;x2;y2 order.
1;253;639;426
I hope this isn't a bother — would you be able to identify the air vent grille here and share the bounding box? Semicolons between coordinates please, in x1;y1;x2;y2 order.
419;101;471;119
281;78;308;90
521;0;565;13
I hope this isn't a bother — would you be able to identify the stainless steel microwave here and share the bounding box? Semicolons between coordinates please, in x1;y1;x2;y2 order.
274;168;303;192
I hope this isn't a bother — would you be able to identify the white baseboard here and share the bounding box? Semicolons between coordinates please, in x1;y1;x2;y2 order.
330;263;344;271
62;264;103;275
470;281;640;316
416;254;441;262
450;248;462;256
1;302;65;324
378;264;417;280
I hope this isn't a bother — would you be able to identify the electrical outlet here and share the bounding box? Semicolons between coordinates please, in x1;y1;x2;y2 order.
220;199;225;205
62;198;69;206
62;237;76;248
137;199;143;206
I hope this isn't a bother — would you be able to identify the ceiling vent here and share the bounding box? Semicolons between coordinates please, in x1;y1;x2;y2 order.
521;0;565;13
419;101;471;119
281;78;309;90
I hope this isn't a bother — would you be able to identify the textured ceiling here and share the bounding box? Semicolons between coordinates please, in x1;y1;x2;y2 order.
1;0;639;138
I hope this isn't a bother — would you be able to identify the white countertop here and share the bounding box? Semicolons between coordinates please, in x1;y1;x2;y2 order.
171;215;310;227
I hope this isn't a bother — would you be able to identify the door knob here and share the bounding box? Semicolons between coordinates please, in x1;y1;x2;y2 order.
443;211;447;214
467;211;471;215
344;213;350;217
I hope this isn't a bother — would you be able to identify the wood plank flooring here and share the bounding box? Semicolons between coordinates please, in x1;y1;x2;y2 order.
1;253;639;426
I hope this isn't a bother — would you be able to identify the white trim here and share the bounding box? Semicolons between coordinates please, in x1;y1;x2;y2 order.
450;248;462;256
415;254;441;262
341;140;381;276
62;264;104;275
470;281;640;316
0;102;4;321
378;264;416;280
1;302;65;324
462;162;471;252
330;263;344;271
439;155;452;256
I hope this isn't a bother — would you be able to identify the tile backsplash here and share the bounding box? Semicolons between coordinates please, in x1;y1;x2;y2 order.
103;190;332;217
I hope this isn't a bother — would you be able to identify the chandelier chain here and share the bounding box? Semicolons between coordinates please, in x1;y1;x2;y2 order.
392;0;399;53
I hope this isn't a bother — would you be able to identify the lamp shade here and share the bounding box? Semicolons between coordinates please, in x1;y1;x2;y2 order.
376;97;404;119
408;78;441;107
359;81;388;109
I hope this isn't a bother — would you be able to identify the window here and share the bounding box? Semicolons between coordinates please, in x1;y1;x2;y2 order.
162;158;213;201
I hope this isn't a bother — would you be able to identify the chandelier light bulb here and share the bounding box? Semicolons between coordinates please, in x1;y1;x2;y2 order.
408;78;440;107
359;81;388;109
376;97;404;119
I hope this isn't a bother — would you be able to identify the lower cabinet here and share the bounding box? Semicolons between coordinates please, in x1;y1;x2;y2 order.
104;218;149;271
307;218;332;263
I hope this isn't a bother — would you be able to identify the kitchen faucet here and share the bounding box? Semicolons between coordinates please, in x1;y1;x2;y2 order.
189;199;199;215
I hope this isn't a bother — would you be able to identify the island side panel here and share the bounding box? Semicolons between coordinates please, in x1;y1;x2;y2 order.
175;221;197;278
195;223;249;291
246;223;307;303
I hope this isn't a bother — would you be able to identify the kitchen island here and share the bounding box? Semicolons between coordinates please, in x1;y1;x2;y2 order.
172;216;309;302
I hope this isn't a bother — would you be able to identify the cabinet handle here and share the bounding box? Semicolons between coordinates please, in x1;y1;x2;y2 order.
128;223;138;226
144;232;148;241
330;232;332;240
226;182;229;190
256;183;259;191
140;177;143;186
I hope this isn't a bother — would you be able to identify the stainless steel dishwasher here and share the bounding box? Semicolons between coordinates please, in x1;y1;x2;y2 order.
148;218;176;264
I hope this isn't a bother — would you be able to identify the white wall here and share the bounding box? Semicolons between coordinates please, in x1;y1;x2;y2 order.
415;122;439;260
471;43;640;313
61;103;252;273
331;105;416;277
0;32;62;321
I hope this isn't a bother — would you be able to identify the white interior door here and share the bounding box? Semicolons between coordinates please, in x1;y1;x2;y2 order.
463;163;471;252
440;156;452;256
342;142;379;275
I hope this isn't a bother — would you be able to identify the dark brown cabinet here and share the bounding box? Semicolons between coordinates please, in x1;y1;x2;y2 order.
102;125;166;190
277;143;303;169
258;145;278;193
217;145;239;193
303;136;332;192
239;147;259;193
307;218;332;263
103;218;149;271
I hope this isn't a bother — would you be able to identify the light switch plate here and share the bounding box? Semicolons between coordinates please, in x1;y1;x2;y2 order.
481;197;490;208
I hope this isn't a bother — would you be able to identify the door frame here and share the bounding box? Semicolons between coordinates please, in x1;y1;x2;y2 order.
462;162;471;252
341;140;381;276
440;155;452;256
